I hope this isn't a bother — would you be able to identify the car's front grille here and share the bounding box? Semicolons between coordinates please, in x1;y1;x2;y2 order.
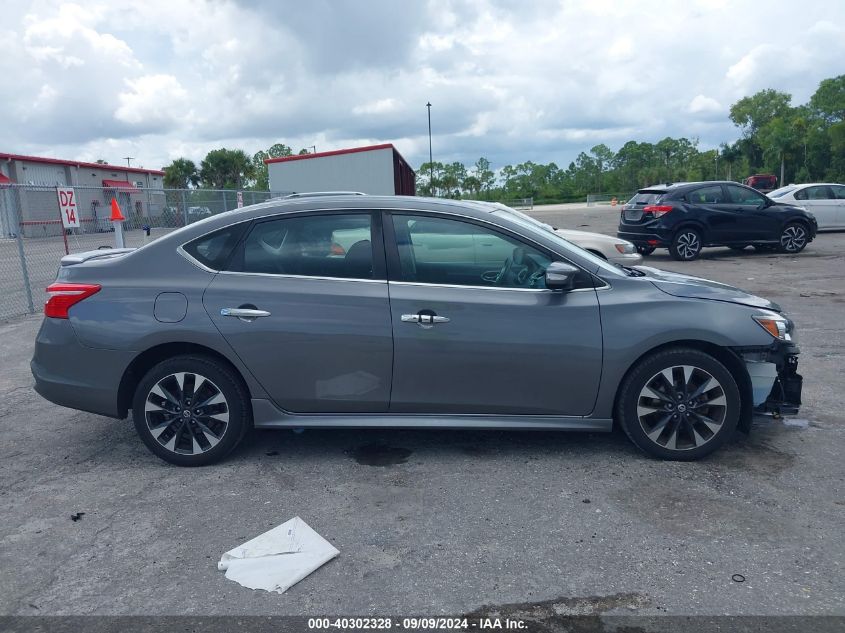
624;208;643;221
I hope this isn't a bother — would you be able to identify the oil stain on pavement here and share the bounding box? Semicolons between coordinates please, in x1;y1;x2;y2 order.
351;443;412;466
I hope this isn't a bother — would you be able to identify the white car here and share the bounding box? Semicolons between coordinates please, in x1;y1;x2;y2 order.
481;202;643;266
768;183;845;230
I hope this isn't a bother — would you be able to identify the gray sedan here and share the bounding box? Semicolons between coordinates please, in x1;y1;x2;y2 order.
32;194;803;465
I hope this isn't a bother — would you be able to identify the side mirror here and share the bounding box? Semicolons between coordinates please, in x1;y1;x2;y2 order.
545;261;579;291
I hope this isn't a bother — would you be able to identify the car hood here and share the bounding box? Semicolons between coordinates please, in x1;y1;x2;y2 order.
636;266;781;311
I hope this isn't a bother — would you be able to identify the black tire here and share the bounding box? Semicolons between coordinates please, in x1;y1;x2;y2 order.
615;348;741;461
132;355;251;466
669;228;702;261
779;222;809;254
636;245;656;256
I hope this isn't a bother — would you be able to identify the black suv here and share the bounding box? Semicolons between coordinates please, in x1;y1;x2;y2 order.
617;181;818;261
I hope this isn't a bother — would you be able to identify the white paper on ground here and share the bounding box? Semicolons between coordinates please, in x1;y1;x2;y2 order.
218;516;339;594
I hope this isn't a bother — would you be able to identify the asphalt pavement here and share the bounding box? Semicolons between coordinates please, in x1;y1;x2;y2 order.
0;203;843;620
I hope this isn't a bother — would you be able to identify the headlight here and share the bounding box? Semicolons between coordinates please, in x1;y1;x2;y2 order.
752;313;791;341
614;242;636;254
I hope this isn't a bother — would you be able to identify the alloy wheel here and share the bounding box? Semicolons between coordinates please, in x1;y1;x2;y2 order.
144;372;229;455
636;365;727;451
781;225;806;252
675;232;700;259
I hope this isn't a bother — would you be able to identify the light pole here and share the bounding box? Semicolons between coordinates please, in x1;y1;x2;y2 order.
426;102;433;195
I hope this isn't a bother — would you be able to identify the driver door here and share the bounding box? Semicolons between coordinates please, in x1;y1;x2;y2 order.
384;212;603;416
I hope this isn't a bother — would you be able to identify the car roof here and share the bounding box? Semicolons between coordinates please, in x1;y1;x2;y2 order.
637;181;748;193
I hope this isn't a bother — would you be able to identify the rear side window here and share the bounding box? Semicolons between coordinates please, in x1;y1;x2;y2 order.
183;224;247;270
237;213;375;279
687;185;725;204
832;185;845;200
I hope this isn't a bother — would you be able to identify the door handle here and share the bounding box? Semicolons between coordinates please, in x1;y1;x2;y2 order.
401;313;450;325
220;307;271;321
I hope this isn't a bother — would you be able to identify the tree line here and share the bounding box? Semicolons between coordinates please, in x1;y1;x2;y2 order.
163;74;844;202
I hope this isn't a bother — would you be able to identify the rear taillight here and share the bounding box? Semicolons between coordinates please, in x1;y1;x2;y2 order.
44;283;101;318
644;205;674;217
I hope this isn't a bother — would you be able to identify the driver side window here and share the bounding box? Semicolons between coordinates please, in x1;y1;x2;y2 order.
726;184;766;207
391;214;552;289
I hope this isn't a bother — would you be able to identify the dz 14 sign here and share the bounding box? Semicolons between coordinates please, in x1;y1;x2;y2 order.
56;187;80;228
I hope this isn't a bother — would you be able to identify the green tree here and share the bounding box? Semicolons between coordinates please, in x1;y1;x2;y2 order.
729;89;793;137
200;149;255;189
473;157;496;198
252;143;292;190
163;157;199;189
809;75;845;124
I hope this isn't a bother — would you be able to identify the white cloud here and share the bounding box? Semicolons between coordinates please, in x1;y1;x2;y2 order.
115;74;190;128
688;95;723;114
0;0;843;172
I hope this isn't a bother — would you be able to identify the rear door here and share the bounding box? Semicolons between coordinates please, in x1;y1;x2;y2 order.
202;211;393;413
683;184;738;243
385;211;603;416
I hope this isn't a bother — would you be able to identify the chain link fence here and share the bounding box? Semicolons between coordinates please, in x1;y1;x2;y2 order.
0;184;291;321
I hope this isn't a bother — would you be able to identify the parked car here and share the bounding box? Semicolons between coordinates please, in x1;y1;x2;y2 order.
476;202;642;266
617;181;818;260
743;174;778;193
187;206;212;221
32;194;803;465
768;183;845;230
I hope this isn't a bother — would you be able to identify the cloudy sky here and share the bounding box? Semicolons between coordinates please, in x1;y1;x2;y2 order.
1;0;843;173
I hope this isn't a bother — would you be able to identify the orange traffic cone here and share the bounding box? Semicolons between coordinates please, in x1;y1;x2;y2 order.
110;198;125;221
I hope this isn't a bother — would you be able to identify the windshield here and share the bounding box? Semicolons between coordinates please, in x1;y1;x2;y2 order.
768;186;796;199
488;203;622;274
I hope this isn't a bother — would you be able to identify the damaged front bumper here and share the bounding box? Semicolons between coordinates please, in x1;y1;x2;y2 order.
736;341;803;416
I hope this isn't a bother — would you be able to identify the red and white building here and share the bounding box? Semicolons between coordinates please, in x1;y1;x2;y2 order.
0;152;164;237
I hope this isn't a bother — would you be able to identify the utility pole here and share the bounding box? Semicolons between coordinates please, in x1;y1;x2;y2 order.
310;145;317;154
123;157;134;168
426;102;433;196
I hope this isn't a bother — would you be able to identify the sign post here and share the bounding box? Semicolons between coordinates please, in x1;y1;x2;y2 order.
237;191;244;209
56;187;79;255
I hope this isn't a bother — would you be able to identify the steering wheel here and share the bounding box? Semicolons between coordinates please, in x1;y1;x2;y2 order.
494;247;526;286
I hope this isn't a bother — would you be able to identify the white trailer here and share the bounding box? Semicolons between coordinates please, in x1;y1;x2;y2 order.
265;143;415;196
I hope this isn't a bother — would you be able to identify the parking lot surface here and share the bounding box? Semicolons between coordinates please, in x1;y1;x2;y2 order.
1;203;843;618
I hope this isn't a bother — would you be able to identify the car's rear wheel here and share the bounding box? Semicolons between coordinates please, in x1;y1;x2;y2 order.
669;228;702;261
779;223;808;254
636;245;656;256
616;348;740;460
132;355;250;466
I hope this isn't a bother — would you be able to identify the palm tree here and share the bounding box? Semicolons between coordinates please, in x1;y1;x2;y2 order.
163;158;199;189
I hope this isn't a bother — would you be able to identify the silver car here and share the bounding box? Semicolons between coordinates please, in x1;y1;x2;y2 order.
480;202;642;266
768;183;845;230
32;195;803;465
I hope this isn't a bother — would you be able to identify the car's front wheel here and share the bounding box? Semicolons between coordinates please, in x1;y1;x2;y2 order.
779;223;808;254
616;348;740;460
132;355;251;466
669;228;702;261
